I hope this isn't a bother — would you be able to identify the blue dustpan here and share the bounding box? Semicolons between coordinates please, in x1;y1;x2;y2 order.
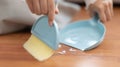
32;15;106;51
59;15;106;51
31;16;59;50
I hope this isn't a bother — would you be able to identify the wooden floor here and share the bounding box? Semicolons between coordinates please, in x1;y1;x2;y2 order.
0;7;120;67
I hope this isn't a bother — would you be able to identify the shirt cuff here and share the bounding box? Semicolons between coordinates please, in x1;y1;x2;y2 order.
84;0;97;9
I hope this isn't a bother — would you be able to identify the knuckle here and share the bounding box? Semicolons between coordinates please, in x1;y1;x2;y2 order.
42;9;48;14
104;2;109;7
36;11;41;15
37;12;41;15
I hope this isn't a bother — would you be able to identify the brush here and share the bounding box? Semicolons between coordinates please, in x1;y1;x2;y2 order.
23;16;59;61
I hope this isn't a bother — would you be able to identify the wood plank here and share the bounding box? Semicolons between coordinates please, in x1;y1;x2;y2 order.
0;7;120;67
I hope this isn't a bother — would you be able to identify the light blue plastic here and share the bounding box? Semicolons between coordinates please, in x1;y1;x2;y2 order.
31;15;106;51
59;15;106;51
31;16;59;50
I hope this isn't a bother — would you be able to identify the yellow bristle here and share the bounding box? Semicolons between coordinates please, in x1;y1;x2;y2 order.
23;34;54;61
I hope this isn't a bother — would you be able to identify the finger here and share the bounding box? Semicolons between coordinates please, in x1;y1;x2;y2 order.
47;0;55;26
88;10;94;17
33;0;41;15
26;0;34;13
105;7;111;21
89;8;95;17
109;0;114;16
39;0;48;14
55;3;59;14
55;7;59;14
98;7;106;23
87;4;95;17
104;2;111;21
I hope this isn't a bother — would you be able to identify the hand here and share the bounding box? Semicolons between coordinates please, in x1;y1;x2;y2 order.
88;0;113;23
26;0;59;26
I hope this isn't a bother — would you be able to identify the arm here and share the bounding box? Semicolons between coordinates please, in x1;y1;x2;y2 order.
84;0;113;22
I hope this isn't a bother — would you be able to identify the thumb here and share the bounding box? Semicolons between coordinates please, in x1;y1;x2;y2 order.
55;2;59;14
55;7;59;14
88;5;95;17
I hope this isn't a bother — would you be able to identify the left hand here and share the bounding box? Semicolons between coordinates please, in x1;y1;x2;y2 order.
88;0;113;23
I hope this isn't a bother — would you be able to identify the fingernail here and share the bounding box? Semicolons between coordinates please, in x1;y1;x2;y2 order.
49;21;53;27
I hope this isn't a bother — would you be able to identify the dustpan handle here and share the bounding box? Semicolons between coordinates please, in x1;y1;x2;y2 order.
93;13;100;23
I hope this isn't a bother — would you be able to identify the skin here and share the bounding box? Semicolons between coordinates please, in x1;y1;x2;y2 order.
88;0;113;23
26;0;58;26
26;0;113;25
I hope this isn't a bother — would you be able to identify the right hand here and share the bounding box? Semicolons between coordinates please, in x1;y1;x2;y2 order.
26;0;59;26
88;0;113;23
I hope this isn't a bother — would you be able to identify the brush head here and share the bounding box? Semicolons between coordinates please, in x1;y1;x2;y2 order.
23;35;54;61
